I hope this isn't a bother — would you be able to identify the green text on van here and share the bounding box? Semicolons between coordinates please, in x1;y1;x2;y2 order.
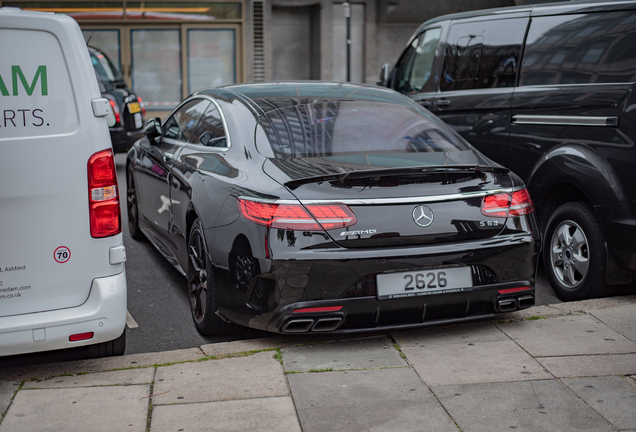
0;66;48;96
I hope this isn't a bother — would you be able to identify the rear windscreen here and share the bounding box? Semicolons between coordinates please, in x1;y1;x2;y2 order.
257;101;470;159
90;49;123;84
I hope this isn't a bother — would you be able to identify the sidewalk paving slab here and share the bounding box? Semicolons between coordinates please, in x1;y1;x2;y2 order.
590;305;636;342
288;367;457;432
404;339;552;386
0;382;19;417
537;353;636;378
498;315;636;357
22;368;155;389
0;347;205;382
393;322;508;347
432;379;614;432
562;376;636;431
0;385;150;432
152;351;288;404
281;336;406;372
150;396;301;432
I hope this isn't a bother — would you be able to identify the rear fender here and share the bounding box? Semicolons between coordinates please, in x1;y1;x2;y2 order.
527;143;623;210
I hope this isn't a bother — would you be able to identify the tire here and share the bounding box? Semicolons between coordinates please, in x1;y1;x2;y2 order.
93;329;126;357
187;219;227;336
127;165;144;240
543;201;608;301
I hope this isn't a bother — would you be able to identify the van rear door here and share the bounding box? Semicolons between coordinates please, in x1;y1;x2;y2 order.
0;8;122;318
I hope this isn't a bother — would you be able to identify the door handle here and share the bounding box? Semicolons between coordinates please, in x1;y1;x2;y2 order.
163;152;174;162
418;100;430;107
437;99;451;107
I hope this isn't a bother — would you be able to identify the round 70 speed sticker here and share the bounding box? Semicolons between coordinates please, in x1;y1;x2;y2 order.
54;246;71;264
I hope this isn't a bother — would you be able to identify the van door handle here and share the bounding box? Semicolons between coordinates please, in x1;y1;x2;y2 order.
163;152;174;162
418;100;430;107
437;99;451;107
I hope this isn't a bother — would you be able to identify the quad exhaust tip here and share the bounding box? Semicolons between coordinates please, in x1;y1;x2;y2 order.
282;317;343;333
498;298;518;312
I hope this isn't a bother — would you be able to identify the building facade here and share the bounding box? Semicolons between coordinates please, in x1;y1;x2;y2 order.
2;0;551;117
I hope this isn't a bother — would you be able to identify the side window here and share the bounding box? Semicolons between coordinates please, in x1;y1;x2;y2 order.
163;99;210;142
441;18;527;92
191;104;227;147
394;28;442;94
520;12;636;86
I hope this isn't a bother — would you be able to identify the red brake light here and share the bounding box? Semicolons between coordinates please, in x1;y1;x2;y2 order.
138;96;146;116
88;149;121;238
108;99;120;124
237;198;356;231
481;189;534;218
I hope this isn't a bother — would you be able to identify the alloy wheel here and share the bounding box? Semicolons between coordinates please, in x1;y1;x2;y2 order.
549;219;590;288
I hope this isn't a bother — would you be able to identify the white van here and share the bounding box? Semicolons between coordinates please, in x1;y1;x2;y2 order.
0;7;127;357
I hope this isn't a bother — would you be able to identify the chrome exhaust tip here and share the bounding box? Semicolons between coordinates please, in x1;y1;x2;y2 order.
281;319;314;333
498;298;518;312
517;295;535;309
311;317;343;332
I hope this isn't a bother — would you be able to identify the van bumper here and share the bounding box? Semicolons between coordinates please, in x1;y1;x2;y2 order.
0;270;127;357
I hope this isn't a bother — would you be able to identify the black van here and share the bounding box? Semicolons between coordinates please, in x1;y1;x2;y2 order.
381;0;636;301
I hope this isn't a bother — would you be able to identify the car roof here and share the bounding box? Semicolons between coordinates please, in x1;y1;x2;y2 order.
415;0;636;32
194;81;416;115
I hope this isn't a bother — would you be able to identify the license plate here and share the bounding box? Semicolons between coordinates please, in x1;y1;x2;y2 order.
128;102;141;114
376;267;472;299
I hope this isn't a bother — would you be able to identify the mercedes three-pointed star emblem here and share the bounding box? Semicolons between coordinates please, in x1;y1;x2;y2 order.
412;205;434;227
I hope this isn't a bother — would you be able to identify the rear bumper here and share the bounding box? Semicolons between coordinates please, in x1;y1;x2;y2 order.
0;270;127;357
268;281;535;334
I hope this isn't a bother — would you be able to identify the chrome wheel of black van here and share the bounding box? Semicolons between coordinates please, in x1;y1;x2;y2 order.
544;202;607;301
127;166;144;240
187;219;226;335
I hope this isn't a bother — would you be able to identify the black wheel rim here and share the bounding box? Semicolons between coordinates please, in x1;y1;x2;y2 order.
127;169;138;233
235;254;255;286
549;219;590;288
188;226;208;324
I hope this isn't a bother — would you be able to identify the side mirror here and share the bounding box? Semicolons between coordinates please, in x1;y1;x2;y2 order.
144;117;162;141
377;64;391;87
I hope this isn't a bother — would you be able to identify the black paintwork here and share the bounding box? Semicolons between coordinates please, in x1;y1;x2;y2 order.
127;82;540;334
89;46;144;153
386;1;636;285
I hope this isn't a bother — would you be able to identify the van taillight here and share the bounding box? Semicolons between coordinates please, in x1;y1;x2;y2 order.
88;149;121;238
481;189;534;218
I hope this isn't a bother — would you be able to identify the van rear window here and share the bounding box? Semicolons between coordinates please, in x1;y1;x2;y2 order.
0;29;78;139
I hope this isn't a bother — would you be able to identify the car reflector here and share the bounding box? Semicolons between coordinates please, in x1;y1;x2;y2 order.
237;198;356;231
292;306;343;313
482;189;534;218
69;332;94;342
498;286;532;294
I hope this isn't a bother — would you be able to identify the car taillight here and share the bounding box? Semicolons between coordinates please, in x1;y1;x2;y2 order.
108;99;121;125
88;149;121;238
138;96;146;116
237;198;356;231
481;188;534;218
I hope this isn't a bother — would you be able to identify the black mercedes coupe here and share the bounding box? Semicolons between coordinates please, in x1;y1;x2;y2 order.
126;82;541;335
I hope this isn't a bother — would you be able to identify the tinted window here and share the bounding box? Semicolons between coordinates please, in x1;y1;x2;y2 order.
90;48;123;84
441;18;526;91
394;28;442;94
520;12;636;86
190;104;227;147
163;99;210;142
258;101;469;159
